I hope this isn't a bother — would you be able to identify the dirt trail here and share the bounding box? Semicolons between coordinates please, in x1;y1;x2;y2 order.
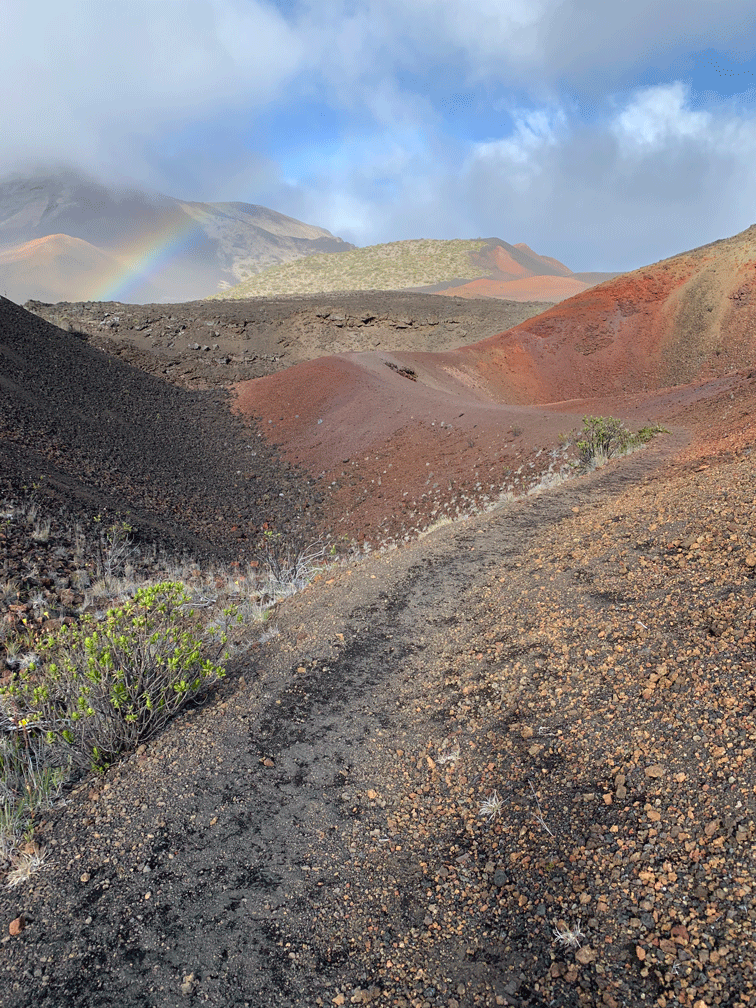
0;429;689;1008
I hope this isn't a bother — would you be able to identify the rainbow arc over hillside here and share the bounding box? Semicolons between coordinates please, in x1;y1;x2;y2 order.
86;208;205;301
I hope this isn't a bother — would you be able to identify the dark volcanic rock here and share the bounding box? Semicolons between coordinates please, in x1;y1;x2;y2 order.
0;297;319;556
26;291;553;389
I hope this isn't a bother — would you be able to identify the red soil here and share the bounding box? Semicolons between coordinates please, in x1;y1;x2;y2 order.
436;275;589;302
454;224;756;402
466;239;574;283
234;349;598;546
232;224;756;548
486;245;533;279
232;345;640;548
0;233;114;265
512;243;573;276
430;238;587;302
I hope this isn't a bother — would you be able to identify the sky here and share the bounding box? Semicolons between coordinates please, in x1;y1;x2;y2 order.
2;0;756;271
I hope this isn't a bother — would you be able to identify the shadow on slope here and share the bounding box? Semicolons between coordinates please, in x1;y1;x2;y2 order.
0;297;319;555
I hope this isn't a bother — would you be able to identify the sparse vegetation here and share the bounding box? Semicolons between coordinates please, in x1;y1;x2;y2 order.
528;780;554;837
0;498;332;883
30;517;51;543
1;582;229;773
552;922;586;949
0;706;67;879
209;238;488;299
258;532;330;597
633;422;670;444
478;790;504;822
566;415;668;469
575;415;633;465
4;844;49;889
94;518;136;590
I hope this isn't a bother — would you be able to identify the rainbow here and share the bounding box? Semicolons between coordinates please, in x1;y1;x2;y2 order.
86;208;204;302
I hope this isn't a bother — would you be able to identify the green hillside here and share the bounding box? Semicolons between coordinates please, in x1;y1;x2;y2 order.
208;238;488;299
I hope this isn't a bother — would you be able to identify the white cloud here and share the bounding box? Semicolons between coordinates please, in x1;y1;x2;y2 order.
537;0;756;84
292;0;756;100
290;82;756;271
462;85;756;267
2;0;756;272
474;110;563;165
613;83;712;149
3;0;754;185
0;0;302;182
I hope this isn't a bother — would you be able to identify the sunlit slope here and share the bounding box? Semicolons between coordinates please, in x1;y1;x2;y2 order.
456;224;756;403
208;236;588;301
0;234;131;304
209;239;489;298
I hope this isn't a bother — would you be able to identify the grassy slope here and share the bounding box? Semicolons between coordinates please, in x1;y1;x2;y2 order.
209;238;488;299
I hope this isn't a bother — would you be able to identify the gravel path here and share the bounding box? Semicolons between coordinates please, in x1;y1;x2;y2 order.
5;425;755;1008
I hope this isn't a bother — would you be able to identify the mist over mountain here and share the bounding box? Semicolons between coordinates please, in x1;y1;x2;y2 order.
0;169;354;304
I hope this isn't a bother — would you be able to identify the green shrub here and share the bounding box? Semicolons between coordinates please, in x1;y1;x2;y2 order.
573;416;668;468
575;416;632;465
0;723;67;866
0;582;228;771
633;423;669;445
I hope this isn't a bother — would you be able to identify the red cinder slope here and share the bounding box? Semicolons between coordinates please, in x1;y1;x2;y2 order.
232;350;590;545
512;243;573;276
455;224;756;403
232;225;756;547
436;275;590;303
428;238;594;302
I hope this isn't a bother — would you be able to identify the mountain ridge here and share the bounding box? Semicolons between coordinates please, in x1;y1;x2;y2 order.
455;221;756;403
0;169;354;303
210;235;616;302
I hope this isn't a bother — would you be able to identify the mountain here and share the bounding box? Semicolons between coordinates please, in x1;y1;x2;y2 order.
429;239;608;301
226;223;756;545
210;236;617;302
0;234;162;305
0;169;354;304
